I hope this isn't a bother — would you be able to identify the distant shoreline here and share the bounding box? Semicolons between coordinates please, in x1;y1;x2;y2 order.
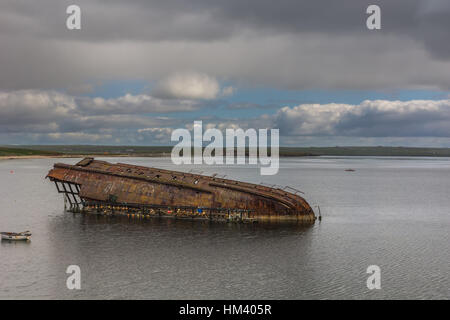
0;154;171;161
2;153;450;161
2;145;450;159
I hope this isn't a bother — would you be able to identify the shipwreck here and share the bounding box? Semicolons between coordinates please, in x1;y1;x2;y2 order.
46;158;316;223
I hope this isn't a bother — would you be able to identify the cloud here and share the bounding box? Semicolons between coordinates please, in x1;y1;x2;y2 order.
273;99;450;137
1;1;450;92
152;72;224;100
227;102;279;110
76;94;203;114
0;89;206;123
2;89;450;146
0;90;76;128
0;88;273;144
0;89;202;144
136;127;174;143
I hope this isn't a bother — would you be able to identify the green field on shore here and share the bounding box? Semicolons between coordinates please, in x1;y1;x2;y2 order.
3;145;450;157
0;146;62;157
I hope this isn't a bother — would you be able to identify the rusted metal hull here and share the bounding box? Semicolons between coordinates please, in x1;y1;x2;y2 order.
46;158;316;223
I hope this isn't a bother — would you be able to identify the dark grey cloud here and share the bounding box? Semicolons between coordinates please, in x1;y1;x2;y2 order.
2;0;449;54
0;1;433;41
0;0;450;91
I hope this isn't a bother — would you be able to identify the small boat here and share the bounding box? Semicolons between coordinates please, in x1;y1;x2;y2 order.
345;169;356;172
1;231;32;241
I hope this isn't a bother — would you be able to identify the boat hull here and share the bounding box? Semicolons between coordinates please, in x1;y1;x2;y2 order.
46;158;316;223
1;234;31;241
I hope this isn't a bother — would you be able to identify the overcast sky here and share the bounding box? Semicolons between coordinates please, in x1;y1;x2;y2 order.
1;0;450;146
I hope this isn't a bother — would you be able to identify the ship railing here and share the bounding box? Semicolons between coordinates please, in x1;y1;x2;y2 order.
282;186;305;195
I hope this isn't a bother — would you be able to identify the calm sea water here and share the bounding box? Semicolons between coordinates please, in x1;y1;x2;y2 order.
0;157;449;299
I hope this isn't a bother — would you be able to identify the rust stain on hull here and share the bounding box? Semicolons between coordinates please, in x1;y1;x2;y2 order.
46;158;316;223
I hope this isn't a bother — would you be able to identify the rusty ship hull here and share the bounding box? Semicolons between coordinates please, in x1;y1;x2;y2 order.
46;158;316;223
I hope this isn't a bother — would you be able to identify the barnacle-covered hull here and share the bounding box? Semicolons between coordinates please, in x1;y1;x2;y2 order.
46;158;316;223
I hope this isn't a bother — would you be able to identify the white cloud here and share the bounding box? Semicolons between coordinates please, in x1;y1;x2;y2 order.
153;72;222;100
273;99;450;137
2;89;450;146
77;94;202;114
0;90;205;128
0;90;76;127
0;90;196;142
